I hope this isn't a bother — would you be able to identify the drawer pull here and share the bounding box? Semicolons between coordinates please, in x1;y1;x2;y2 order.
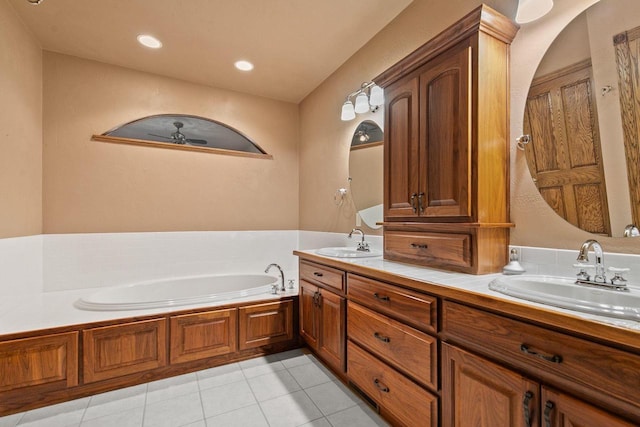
373;293;390;302
543;401;555;427
373;378;389;393
410;243;428;249
520;344;563;363
373;332;391;343
313;272;324;277
523;391;534;427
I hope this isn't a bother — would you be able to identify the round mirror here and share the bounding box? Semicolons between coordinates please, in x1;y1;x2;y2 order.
523;0;640;237
348;120;383;229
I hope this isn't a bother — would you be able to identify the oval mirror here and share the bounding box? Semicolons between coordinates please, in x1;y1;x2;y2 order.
523;0;640;237
348;120;384;229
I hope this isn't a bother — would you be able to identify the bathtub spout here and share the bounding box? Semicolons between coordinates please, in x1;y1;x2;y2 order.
265;263;285;292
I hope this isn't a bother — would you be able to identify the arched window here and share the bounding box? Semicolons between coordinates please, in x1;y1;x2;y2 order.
92;114;271;159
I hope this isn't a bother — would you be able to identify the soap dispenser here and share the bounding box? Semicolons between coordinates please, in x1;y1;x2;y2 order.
503;249;525;275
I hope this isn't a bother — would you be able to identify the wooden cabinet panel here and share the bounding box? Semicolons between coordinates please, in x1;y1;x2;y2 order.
318;289;345;373
442;343;538;427
419;42;471;219
299;280;319;349
384;230;472;268
300;261;345;292
83;318;167;383
348;341;438;427
347;302;437;390
239;300;293;350
0;332;78;392
541;387;637;427
385;74;420;220
347;273;437;333
170;308;237;364
442;301;640;415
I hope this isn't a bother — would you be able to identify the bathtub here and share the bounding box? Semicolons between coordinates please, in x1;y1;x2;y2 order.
75;274;279;311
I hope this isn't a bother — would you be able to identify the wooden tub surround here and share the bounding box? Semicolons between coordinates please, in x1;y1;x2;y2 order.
0;296;298;416
295;250;640;427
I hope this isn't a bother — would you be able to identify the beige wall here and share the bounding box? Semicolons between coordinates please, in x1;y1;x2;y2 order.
0;0;42;238
43;52;299;233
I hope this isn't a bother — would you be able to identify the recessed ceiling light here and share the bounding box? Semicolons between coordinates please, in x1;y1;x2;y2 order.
234;60;254;71
137;34;162;49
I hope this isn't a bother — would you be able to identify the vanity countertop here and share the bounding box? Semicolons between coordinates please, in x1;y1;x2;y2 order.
294;250;640;351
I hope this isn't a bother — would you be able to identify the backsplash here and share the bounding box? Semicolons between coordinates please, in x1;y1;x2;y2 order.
0;232;637;296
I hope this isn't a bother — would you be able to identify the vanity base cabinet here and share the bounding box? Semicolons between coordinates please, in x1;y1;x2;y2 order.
299;261;346;374
442;343;637;427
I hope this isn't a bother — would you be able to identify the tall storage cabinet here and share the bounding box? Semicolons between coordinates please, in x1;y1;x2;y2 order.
376;5;519;274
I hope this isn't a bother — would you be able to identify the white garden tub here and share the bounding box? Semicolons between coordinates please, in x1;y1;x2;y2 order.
75;274;278;311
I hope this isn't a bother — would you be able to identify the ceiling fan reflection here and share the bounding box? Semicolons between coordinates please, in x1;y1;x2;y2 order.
148;121;208;145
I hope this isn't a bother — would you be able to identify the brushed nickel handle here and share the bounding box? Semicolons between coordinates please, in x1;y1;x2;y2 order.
410;243;428;249
523;391;534;427
373;378;389;393
373;332;391;343
520;344;562;363
373;292;390;302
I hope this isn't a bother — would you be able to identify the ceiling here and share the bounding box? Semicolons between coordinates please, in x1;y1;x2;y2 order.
8;0;413;103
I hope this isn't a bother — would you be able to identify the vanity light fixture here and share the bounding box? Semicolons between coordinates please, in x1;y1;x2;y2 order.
234;60;254;71
341;81;384;121
137;34;163;49
515;0;554;24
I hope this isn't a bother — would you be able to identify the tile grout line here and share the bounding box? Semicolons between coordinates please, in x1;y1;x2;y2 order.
239;366;272;427
285;363;331;426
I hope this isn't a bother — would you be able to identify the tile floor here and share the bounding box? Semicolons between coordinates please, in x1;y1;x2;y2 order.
0;349;389;427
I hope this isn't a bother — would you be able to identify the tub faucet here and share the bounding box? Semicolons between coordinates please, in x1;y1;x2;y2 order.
348;228;370;252
265;263;285;292
576;239;606;283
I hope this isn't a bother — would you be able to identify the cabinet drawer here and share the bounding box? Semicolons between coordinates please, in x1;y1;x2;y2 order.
384;231;471;268
347;302;437;390
239;300;294;350
0;332;78;393
83;318;167;383
347;341;438;427
170;308;237;364
347;273;437;333
442;301;640;413
300;260;345;292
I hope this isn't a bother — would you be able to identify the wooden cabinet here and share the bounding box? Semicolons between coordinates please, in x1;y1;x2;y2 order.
170;308;237;364
376;5;519;274
299;260;346;374
299;280;345;373
83;318;167;383
239;300;294;350
0;332;78;393
442;301;640;425
442;343;636;427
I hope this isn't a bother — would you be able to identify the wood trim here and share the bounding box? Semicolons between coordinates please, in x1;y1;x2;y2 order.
91;135;274;159
374;4;518;88
349;140;383;151
531;58;593;87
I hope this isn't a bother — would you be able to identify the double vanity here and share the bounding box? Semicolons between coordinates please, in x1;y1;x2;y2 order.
296;248;640;426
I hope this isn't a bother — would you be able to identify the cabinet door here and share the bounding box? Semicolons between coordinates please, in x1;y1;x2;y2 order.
442;343;539;427
541;388;636;427
170;308;237;364
299;280;319;349
384;74;420;220
239;300;293;350
419;43;472;219
318;289;345;373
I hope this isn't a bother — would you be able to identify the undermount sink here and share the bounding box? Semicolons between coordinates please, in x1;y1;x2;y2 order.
315;247;382;258
489;275;640;321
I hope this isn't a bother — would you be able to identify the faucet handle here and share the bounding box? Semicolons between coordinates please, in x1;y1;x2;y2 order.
573;263;594;281
608;267;630;287
271;284;279;295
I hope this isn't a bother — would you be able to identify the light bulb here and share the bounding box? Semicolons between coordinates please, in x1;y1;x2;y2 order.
369;85;384;106
354;92;369;114
515;0;554;24
341;101;356;121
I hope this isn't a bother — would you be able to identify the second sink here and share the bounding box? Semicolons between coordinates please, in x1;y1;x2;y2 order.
315;247;382;258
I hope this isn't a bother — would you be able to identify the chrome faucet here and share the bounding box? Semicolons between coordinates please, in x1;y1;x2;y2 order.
265;263;285;292
576;239;606;283
348;228;370;252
